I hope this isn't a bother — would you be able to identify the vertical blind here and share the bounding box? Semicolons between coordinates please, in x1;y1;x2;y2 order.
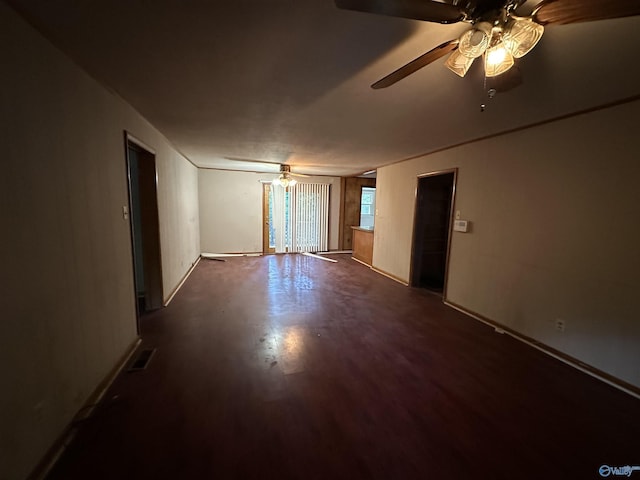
289;183;330;252
271;183;330;253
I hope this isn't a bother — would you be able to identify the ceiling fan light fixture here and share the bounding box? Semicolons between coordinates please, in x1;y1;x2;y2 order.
273;173;296;188
503;19;544;58
273;164;297;188
458;22;492;58
484;42;514;77
286;177;298;188
445;49;474;77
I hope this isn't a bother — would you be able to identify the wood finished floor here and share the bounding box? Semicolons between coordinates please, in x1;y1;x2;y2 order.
47;254;640;480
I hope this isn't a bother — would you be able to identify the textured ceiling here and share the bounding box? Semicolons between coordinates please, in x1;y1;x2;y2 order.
8;0;640;176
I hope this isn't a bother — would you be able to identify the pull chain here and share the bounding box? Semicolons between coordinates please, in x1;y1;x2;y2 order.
480;74;497;112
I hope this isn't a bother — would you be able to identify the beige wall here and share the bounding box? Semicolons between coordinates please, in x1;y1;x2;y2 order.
155;147;201;300
199;169;341;253
0;5;200;480
373;99;640;388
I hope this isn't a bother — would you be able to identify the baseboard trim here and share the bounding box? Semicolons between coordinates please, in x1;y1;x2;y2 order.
28;336;142;480
350;256;371;268
201;252;263;257
444;300;640;400
164;255;201;306
370;265;410;286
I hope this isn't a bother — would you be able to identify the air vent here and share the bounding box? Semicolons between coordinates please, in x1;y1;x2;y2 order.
128;348;156;371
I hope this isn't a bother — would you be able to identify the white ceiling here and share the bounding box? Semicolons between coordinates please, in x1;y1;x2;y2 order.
8;0;640;176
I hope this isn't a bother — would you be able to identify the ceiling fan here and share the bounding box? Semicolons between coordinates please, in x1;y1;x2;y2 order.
272;165;309;188
335;0;640;88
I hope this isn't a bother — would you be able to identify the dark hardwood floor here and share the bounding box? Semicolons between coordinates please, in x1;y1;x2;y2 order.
47;254;640;480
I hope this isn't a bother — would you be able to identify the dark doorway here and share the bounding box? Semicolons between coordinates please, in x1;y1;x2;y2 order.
410;171;456;295
126;136;163;326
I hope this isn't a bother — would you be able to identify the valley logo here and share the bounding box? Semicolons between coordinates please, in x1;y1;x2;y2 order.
599;465;640;477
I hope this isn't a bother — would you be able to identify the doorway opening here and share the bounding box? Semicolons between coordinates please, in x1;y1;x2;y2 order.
125;135;163;327
410;170;456;296
359;187;376;229
339;177;375;251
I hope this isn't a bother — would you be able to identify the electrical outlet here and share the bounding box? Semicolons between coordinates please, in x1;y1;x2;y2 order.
555;319;565;332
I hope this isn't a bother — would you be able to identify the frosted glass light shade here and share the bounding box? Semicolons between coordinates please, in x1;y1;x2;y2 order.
458;22;492;59
274;174;296;188
503;19;544;58
484;43;514;77
445;49;474;77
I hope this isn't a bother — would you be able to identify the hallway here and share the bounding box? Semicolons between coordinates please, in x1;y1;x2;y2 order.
47;254;640;480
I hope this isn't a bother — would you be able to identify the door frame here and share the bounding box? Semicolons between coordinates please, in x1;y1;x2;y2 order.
124;132;164;330
409;168;458;300
262;183;275;254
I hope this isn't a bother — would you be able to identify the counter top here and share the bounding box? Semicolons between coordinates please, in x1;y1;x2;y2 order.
351;226;374;233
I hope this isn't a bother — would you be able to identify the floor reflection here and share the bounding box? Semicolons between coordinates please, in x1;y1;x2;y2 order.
258;325;307;375
282;325;304;358
263;255;320;374
265;254;317;319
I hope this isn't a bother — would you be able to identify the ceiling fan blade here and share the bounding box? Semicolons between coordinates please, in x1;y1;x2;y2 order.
532;0;640;25
335;0;466;24
371;40;458;89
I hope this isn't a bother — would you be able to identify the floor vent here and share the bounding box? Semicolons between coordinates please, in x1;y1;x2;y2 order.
128;348;156;372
